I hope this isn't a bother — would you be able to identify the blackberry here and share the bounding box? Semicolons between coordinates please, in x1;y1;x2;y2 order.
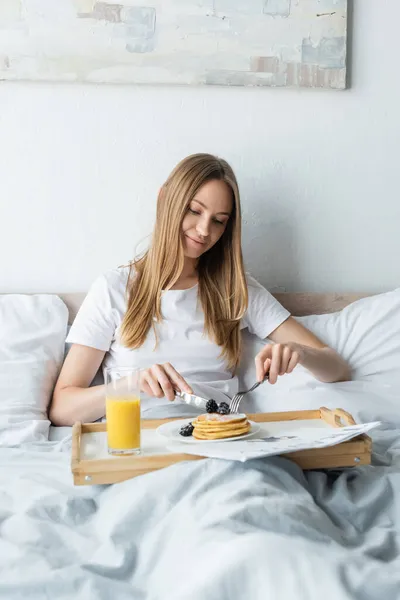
206;399;218;413
217;402;230;415
179;422;194;437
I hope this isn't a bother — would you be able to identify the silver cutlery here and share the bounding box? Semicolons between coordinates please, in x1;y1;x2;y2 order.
174;389;208;409
174;375;268;414
230;375;269;414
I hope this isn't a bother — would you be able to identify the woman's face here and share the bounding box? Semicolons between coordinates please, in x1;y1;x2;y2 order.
181;179;233;260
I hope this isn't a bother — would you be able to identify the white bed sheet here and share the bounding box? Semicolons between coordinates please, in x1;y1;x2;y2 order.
48;425;72;443
1;384;399;600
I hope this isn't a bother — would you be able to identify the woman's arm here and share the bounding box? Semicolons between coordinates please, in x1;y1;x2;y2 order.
49;344;106;426
255;316;351;384
50;345;194;426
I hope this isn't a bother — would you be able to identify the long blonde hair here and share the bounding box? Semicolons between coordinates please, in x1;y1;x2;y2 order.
120;153;248;369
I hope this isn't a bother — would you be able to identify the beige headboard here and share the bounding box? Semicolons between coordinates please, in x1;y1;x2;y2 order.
59;292;369;326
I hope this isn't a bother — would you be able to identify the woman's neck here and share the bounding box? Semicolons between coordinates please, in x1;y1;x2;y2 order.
169;258;198;290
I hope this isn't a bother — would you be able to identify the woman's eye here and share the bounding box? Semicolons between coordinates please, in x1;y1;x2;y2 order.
213;218;225;225
189;208;200;215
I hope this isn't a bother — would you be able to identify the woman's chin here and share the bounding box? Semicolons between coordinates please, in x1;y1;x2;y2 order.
183;240;207;259
183;248;203;259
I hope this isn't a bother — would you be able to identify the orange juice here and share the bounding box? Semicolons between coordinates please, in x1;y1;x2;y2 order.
106;396;141;454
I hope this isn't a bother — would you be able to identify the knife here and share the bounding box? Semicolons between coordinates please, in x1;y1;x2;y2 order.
174;389;208;408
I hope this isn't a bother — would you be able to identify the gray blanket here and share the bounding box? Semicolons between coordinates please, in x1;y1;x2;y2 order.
1;424;400;600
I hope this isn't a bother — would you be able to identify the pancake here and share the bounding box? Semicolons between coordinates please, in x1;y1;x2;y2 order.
193;423;251;440
193;419;247;432
193;413;247;425
192;412;251;440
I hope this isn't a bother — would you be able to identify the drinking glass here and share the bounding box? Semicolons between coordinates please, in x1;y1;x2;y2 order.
105;367;141;455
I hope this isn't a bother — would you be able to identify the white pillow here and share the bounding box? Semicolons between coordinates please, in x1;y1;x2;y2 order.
244;381;400;429
0;295;68;446
238;288;400;414
298;288;400;382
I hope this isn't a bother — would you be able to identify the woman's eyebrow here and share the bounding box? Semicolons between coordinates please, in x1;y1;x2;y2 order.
191;198;231;216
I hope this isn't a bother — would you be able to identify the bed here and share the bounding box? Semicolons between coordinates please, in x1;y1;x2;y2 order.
1;288;400;600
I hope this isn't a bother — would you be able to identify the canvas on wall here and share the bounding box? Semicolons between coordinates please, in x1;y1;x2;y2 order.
0;0;348;89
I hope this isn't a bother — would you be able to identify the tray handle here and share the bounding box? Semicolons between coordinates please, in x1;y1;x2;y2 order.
320;407;356;428
71;421;82;467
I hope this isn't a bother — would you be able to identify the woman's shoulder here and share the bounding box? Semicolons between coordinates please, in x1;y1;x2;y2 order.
244;271;283;308
245;272;269;293
242;272;290;337
101;264;131;286
88;264;133;300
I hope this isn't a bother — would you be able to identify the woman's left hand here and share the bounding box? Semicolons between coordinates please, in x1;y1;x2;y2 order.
255;342;305;384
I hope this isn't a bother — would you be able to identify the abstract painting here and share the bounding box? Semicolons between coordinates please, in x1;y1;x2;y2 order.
0;0;348;88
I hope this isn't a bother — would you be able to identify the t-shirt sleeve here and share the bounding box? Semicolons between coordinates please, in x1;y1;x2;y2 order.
66;274;116;351
242;275;290;340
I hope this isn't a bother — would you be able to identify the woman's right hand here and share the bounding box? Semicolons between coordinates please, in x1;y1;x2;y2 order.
140;363;193;401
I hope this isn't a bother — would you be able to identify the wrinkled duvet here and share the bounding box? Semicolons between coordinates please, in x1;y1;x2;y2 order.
1;387;400;600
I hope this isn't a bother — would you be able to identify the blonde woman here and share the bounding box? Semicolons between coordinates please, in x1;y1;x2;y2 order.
50;154;350;426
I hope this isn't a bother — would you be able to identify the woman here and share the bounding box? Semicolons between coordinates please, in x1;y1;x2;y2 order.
50;153;350;426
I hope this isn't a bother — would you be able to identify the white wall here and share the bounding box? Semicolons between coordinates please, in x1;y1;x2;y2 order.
0;0;399;294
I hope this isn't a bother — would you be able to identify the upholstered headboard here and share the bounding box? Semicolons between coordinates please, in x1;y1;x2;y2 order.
58;292;369;326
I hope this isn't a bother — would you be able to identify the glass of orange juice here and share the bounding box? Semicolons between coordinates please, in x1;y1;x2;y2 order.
105;367;141;456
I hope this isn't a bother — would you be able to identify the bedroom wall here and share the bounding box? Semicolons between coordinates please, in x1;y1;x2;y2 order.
0;0;399;294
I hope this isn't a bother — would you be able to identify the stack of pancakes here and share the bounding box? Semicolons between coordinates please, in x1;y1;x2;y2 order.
192;413;250;440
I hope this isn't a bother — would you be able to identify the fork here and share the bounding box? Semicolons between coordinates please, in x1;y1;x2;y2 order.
230;375;269;414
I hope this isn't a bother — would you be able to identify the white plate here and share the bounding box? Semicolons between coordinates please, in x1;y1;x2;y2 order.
157;417;260;444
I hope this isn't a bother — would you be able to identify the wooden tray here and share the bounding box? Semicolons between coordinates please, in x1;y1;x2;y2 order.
71;407;372;486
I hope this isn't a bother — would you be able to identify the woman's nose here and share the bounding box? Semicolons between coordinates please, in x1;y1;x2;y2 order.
196;217;211;237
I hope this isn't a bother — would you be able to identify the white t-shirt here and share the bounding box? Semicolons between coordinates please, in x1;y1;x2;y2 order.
66;267;290;415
